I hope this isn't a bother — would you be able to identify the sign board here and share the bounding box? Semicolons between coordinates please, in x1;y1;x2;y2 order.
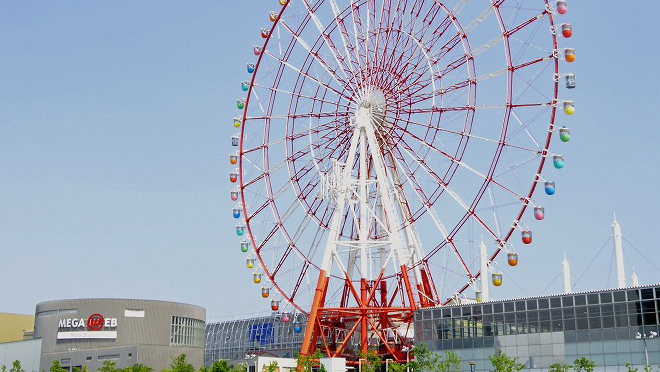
57;313;118;340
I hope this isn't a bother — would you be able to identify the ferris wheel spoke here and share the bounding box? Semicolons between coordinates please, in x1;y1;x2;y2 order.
256;223;282;252
390;115;538;154
288;124;352;165
278;19;357;96
290;261;312;301
247;111;350;121
385;145;474;278
492;153;538;179
253;83;353;110
328;0;362;82
505;10;547;38
264;50;352;101
300;1;364;96
391;130;503;246
512;61;555;103
394;125;528;204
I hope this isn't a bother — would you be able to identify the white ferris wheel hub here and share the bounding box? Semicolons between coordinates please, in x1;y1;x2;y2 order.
356;87;389;138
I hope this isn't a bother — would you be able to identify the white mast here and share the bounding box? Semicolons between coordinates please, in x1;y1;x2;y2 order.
480;239;490;302
562;252;572;293
631;267;640;286
613;212;626;288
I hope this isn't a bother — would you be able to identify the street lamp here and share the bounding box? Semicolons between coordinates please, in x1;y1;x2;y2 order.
468;361;476;372
401;346;413;372
635;331;657;367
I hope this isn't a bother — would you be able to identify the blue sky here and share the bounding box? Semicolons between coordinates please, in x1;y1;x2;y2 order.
0;1;658;318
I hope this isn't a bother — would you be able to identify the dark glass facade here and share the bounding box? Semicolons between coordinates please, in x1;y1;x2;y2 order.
415;285;660;370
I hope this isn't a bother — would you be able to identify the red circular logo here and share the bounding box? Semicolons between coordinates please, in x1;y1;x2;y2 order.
87;314;105;331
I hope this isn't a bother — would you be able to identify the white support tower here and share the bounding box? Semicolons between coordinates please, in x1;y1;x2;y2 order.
480;240;490;302
631;267;640;287
612;212;626;288
562;252;572;294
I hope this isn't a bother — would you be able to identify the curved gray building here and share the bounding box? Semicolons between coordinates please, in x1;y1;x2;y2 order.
34;299;205;372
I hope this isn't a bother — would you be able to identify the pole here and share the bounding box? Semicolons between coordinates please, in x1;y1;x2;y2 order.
562;252;572;294
612;213;626;288
406;348;410;372
643;338;649;367
479;240;489;302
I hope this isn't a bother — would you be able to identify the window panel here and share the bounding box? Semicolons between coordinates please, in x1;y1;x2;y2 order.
539;310;550;321
528;311;539;322
615;315;629;327
576;318;589;330
613;291;627;302
550;297;562;308
643;313;658;326
600;292;613;303
602;316;615;328
641;288;655;300
642;300;656;313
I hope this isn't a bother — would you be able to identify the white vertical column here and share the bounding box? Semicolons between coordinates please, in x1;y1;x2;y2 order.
562;252;572;294
480;240;489;302
359;127;369;279
613;212;626;288
631;267;640;286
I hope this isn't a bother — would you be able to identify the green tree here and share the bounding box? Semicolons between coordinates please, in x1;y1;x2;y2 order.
625;363;638;372
129;364;153;372
163;355;195;372
99;360;118;372
263;362;277;372
296;354;313;372
232;364;247;372
49;361;66;372
359;350;381;372
1;365;6;372
81;366;89;372
437;351;462;372
409;343;439;372
9;361;25;372
390;361;407;372
210;361;230;372
488;350;524;372
572;357;595;372
548;362;571;372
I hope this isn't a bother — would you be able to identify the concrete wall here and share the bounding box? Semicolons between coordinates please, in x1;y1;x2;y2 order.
0;339;42;372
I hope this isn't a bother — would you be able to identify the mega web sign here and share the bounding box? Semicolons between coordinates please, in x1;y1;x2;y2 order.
57;313;118;340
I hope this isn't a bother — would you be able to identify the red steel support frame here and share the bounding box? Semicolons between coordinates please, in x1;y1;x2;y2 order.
300;264;426;363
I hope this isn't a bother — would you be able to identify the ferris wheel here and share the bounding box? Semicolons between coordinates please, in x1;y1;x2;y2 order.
229;0;576;361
